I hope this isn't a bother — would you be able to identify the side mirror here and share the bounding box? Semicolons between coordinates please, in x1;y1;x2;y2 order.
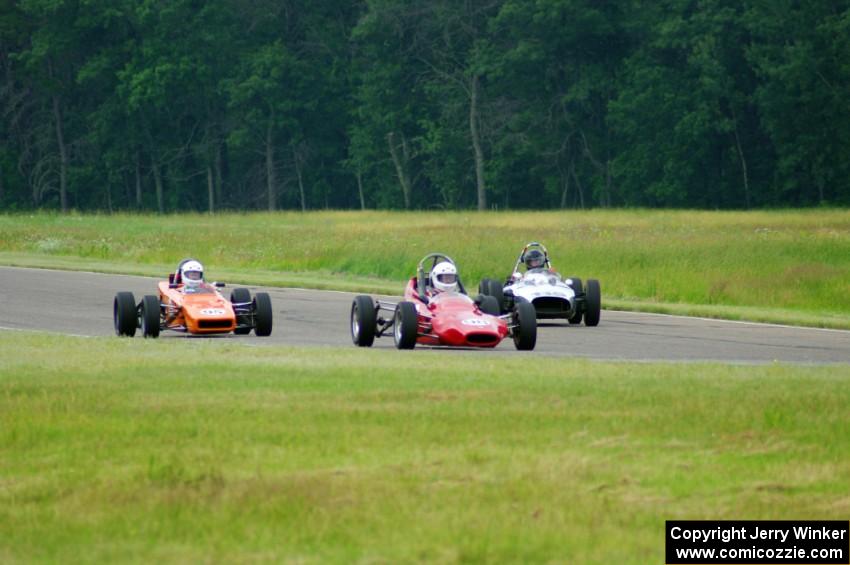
215;282;225;288
168;273;175;283
503;288;514;298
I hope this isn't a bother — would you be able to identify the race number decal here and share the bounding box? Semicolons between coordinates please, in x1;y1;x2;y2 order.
200;308;226;316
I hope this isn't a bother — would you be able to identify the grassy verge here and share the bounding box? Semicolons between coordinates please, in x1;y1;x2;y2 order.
1;332;849;563
0;252;401;295
1;209;849;328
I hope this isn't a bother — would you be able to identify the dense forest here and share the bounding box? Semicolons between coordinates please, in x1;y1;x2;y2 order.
1;0;849;212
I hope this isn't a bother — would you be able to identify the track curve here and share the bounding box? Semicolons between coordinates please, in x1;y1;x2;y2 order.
1;266;848;364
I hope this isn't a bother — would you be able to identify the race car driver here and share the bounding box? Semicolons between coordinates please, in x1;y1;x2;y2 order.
175;259;205;292
430;261;460;294
523;249;548;272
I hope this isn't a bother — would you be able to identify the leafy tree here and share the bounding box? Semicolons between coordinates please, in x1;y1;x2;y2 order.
747;0;850;205
610;0;760;207
1;0;848;211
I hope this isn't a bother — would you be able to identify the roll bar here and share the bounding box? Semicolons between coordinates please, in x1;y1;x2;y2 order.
416;252;467;302
511;241;552;274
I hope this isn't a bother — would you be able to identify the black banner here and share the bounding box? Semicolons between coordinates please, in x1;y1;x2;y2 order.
666;521;849;564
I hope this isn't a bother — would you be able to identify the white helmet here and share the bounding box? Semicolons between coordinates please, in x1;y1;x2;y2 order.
180;260;204;287
431;261;459;293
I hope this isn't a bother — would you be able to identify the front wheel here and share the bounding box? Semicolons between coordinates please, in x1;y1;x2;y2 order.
114;291;137;337
253;292;273;336
479;278;496;296
351;295;376;347
477;295;500;316
584;279;601;326
141;295;160;338
393;301;418;350
486;279;506;313
512;301;537;350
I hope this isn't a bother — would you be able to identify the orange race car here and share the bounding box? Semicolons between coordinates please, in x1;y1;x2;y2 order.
113;259;273;338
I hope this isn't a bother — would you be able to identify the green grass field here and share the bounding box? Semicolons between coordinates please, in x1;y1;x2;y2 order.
1;209;849;327
1;332;849;563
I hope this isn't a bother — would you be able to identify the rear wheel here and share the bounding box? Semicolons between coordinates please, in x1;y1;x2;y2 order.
351;295;376;347
141;295;160;338
478;295;500;316
231;288;252;334
567;277;583;324
512;301;537;350
253;292;273;336
584;279;601;327
393;301;418;350
114;292;137;337
231;288;251;304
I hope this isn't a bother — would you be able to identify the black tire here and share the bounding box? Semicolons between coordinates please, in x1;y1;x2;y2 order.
230;288;251;304
584;279;601;327
486;279;506;313
512;301;537;351
253;292;273;336
141;295;161;338
478;295;500;316
393;301;418;350
114;291;137;337
567;277;583;324
230;288;252;334
478;278;495;296
351;295;376;347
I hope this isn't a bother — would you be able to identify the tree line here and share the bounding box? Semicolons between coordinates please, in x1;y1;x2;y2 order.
2;0;848;212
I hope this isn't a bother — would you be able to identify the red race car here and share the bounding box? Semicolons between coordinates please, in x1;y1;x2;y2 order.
113;259;272;338
350;253;536;350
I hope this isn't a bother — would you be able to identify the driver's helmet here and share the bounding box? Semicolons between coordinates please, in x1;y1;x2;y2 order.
524;249;546;270
180;260;204;288
431;261;459;293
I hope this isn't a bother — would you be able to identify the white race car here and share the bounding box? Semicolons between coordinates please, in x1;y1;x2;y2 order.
479;242;601;326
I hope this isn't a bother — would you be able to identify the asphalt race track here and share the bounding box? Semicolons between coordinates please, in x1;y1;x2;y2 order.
1;266;849;364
